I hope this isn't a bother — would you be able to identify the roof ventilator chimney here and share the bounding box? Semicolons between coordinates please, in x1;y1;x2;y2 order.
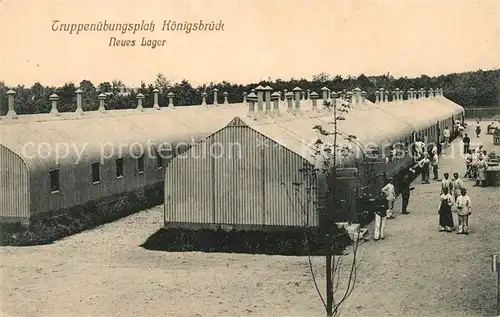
264;86;273;116
213;88;219;107
379;88;385;103
136;93;145;111
361;91;367;105
292;87;302;114
98;93;106;113
49;94;60;116
310;91;319;111
271;92;281;116
321;87;329;105
255;85;265;115
409;88;415;100
346;90;353;108
286;91;294;114
395;88;401;103
75;89;84;115
153;89;160;110
353;87;362;106
246;92;257;120
167;92;175;108
201;92;207;106
6;90;18;119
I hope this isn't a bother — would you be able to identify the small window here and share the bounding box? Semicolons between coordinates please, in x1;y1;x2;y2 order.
156;151;163;169
91;162;100;184
137;155;145;174
116;158;124;178
50;169;60;193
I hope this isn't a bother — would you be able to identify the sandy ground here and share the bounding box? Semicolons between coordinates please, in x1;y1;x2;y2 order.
1;121;499;317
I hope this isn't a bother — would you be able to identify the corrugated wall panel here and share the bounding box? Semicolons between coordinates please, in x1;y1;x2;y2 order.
213;126;264;225
264;143;312;227
163;123;324;229
233;127;263;225
165;138;213;224
30;147;169;216
0;145;30;219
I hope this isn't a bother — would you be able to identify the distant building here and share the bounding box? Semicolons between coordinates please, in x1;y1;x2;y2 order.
163;87;464;232
0;88;246;244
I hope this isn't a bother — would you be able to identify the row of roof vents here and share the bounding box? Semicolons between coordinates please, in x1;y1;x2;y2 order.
2;86;445;119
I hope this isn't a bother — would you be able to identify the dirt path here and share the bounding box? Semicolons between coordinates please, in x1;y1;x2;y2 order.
337;121;500;316
1;121;499;317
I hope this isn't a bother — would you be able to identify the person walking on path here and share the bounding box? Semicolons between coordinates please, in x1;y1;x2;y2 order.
462;134;470;154
381;177;396;219
431;152;439;180
443;127;451;147
474;156;488;187
475;121;481;138
400;174;415;214
451;173;464;200
441;173;452;194
455;188;472;235
373;191;388;241
438;187;454;232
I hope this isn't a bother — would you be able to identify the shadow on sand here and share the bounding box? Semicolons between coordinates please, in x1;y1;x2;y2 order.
140;227;352;256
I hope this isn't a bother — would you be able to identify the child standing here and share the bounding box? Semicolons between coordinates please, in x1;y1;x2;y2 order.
455;188;472;235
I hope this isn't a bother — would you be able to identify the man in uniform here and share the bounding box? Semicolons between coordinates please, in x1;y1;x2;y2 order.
400;174;415;214
462;133;470;154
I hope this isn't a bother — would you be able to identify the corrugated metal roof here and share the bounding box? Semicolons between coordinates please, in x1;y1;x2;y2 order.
373;96;464;131
0;104;249;171
225;95;462;165
0;92;464;172
434;95;465;116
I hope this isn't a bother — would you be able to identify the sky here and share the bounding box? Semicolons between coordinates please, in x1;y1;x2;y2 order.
0;0;499;87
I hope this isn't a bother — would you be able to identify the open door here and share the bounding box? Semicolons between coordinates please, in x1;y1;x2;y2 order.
334;168;359;224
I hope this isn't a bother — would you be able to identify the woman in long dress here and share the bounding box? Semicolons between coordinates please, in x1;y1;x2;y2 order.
438;187;454;232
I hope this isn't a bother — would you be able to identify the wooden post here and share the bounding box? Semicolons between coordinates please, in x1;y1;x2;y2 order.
493;254;500;316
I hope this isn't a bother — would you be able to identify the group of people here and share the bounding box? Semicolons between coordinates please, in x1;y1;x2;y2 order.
373;174;414;241
372;121;481;240
409;140;438;184
437;173;472;234
464;144;490;187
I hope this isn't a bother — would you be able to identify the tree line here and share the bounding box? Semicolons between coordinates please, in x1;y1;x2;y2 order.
0;69;499;115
